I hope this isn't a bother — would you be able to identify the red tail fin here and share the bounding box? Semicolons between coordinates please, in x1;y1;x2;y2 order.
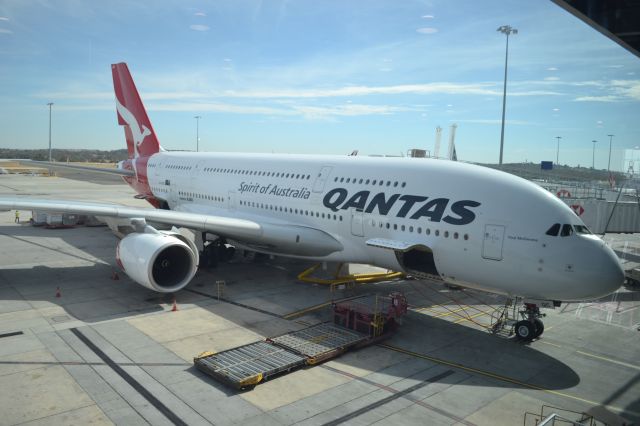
112;63;161;158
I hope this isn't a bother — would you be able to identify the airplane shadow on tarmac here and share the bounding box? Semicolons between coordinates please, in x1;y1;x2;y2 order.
0;223;582;395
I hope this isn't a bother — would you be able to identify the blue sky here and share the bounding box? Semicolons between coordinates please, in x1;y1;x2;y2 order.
0;0;639;170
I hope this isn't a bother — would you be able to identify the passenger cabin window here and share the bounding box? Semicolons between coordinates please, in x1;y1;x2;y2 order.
546;223;560;236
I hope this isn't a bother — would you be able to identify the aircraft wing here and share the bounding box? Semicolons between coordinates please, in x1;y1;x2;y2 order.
11;160;135;177
0;198;343;256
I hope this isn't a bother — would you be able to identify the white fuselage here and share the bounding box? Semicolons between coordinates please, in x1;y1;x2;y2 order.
145;152;623;302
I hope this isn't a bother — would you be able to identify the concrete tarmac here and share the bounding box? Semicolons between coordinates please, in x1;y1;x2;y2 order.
0;173;639;425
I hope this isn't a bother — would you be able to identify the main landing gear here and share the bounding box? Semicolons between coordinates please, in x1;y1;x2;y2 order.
491;298;548;342
201;236;236;268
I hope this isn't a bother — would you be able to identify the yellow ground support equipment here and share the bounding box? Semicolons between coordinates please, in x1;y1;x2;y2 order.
297;263;404;286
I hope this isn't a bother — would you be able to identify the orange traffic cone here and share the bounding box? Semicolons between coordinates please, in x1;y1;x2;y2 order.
171;298;178;312
55;287;61;298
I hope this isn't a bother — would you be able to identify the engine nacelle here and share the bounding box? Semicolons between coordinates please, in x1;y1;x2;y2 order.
116;231;198;292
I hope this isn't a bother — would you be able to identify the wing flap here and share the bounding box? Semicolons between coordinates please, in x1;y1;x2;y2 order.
366;238;416;251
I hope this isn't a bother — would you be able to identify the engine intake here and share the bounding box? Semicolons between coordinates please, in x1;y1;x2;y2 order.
116;232;198;292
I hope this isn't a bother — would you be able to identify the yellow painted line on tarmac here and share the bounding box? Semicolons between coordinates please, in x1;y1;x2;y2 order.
434;307;467;318
283;294;370;319
453;311;487;324
283;301;332;319
413;306;447;316
378;343;633;416
539;341;562;348
414;306;493;328
576;351;640;371
414;304;447;312
437;304;496;320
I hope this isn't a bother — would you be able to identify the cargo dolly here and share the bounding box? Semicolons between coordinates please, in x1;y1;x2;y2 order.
194;292;407;390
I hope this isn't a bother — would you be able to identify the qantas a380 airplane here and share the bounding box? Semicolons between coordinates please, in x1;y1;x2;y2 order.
0;63;624;340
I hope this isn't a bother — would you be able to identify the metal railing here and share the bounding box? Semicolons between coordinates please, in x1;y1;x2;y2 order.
523;405;601;426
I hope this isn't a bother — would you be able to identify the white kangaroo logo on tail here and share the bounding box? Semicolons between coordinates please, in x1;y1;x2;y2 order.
115;97;151;158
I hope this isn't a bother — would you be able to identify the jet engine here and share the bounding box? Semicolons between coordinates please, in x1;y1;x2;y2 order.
116;231;198;292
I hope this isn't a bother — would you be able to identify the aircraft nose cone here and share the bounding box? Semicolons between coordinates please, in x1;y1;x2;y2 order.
586;243;624;299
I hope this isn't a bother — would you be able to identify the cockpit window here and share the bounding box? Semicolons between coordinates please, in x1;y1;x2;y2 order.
546;223;560;236
560;224;574;237
574;225;591;235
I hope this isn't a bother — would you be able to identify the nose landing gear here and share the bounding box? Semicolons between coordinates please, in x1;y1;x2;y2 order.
514;303;545;341
491;299;547;342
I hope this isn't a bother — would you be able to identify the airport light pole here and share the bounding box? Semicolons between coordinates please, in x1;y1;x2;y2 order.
47;102;54;162
592;140;597;169
194;115;201;152
607;134;614;172
556;136;561;165
497;25;517;165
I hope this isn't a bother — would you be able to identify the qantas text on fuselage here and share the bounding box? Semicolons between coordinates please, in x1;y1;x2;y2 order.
322;188;480;225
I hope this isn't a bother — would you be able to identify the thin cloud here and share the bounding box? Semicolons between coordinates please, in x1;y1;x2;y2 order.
457;119;534;126
610;79;640;100
421;15;434;19
221;82;503;98
416;27;438;34
47;104;112;111
544;77;560;81
189;24;210;31
32;91;207;101
503;90;562;96
292;104;406;120
194;12;206;17
0;28;12;34
149;102;292;115
33;91;113;100
33;87;409;119
149;102;407;119
574;95;620;102
0;17;9;21
547;67;558;71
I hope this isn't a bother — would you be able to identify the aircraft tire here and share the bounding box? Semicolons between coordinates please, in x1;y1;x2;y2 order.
515;320;535;341
533;318;544;338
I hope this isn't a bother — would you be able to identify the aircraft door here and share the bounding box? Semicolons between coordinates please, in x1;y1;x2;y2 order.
351;211;364;237
312;166;333;193
482;224;505;261
191;161;205;186
168;183;178;206
227;191;236;210
154;158;163;178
